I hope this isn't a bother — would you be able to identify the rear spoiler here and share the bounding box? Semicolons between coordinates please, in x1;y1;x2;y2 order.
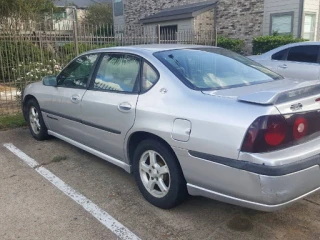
238;82;320;105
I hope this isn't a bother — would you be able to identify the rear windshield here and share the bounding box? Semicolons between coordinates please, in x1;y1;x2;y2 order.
154;48;282;91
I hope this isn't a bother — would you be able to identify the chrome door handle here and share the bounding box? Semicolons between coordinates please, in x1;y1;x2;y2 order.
278;64;287;69
118;102;132;112
71;94;81;103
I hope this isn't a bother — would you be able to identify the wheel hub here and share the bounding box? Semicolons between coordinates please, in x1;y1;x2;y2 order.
139;150;171;198
29;106;41;135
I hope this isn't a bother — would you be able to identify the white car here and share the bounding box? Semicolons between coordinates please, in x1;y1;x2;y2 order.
249;42;320;80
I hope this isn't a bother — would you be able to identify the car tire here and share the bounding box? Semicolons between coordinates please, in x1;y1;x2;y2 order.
133;139;188;209
26;98;49;141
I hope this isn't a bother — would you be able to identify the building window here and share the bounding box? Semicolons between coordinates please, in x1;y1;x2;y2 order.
270;12;294;35
160;25;178;41
114;0;124;17
303;13;316;41
53;11;67;20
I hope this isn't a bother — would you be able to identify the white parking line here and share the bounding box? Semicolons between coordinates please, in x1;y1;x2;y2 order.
3;143;141;240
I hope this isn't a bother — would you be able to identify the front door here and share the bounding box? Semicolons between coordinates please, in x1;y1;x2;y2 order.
81;53;141;160
43;53;99;142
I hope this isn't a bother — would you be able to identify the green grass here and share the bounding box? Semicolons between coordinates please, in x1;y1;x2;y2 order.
0;113;26;131
51;155;68;163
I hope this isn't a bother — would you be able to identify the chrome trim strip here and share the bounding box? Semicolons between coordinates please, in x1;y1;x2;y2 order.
42;109;121;135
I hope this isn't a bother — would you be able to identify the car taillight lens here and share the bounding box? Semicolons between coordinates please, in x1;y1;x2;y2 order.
293;117;308;140
264;116;287;146
241;115;289;153
241;112;319;153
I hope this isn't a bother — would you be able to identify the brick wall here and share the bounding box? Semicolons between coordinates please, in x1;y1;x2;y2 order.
216;0;264;53
194;9;215;31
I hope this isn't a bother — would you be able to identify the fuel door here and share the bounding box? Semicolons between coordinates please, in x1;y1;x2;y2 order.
171;119;192;142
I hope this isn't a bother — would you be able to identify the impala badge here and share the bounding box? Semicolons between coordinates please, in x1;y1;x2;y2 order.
290;103;303;111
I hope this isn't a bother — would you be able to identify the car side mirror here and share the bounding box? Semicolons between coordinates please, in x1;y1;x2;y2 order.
43;75;57;87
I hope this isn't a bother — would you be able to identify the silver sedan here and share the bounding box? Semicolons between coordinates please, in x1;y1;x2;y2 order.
22;45;320;211
249;42;320;80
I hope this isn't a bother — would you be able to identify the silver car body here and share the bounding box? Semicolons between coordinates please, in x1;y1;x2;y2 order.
249;42;320;80
23;45;320;211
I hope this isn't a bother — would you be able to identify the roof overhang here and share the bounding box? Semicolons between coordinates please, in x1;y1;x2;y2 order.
140;0;218;24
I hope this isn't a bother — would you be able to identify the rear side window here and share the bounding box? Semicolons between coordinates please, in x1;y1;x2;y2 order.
287;45;319;63
93;54;140;93
272;49;287;60
142;62;159;92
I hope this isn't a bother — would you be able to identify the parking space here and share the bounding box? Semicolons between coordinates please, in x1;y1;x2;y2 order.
1;128;320;240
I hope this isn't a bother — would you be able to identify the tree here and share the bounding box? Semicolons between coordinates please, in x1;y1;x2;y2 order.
0;0;59;31
84;3;113;27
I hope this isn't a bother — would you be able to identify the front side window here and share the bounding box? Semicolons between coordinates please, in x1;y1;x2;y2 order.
57;54;98;88
303;13;316;40
270;12;293;35
93;54;140;93
154;48;282;91
287;45;319;63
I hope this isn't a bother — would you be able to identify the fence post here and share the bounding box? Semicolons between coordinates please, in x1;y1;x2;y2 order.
39;32;44;64
73;21;79;56
157;24;161;44
215;28;218;47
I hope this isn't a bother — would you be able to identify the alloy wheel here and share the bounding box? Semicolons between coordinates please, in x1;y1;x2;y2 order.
139;150;171;198
29;106;41;135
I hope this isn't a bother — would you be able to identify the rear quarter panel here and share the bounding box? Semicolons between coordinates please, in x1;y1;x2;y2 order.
126;65;280;161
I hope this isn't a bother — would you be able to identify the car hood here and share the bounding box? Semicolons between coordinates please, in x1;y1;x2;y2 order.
202;79;320;113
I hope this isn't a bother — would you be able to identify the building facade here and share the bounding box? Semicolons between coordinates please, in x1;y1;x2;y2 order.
113;0;320;53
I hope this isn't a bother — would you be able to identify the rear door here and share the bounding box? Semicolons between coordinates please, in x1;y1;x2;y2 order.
80;53;141;160
43;53;99;142
273;45;320;80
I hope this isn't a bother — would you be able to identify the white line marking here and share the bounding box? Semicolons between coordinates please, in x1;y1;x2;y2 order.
4;143;141;240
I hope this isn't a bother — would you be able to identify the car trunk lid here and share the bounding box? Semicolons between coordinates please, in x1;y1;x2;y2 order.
202;79;320;114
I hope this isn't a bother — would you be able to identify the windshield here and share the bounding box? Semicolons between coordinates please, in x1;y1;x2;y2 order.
154;48;282;90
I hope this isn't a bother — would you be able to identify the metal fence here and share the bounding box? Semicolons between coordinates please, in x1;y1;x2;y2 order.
0;20;217;116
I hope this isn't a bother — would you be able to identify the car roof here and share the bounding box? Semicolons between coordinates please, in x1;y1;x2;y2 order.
87;44;218;54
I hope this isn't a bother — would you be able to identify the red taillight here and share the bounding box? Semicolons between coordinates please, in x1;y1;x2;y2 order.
264;116;287;146
241;115;289;153
293;117;308;140
241;128;258;152
241;112;317;153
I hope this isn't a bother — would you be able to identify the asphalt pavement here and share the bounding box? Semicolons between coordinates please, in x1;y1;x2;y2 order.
1;128;320;240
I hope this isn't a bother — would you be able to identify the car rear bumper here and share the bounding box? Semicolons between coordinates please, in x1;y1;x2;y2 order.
173;147;320;211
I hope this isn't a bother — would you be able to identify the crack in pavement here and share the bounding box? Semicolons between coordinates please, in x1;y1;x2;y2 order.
303;198;320;207
33;156;68;169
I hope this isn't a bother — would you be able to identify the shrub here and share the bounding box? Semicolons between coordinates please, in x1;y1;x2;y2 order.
0;41;53;82
13;60;62;96
252;35;307;55
217;36;244;54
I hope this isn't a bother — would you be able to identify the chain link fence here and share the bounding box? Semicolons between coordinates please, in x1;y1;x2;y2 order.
0;20;217;116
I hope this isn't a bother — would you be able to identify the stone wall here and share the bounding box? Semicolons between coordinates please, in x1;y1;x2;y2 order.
122;0;265;54
194;9;214;32
216;0;264;53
